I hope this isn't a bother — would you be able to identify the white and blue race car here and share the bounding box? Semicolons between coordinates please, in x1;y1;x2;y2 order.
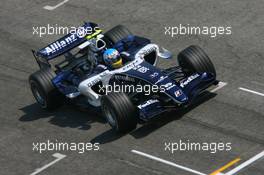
29;22;218;133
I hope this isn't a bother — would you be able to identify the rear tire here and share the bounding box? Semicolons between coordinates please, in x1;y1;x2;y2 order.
29;68;64;110
101;92;138;133
178;45;216;76
104;25;132;45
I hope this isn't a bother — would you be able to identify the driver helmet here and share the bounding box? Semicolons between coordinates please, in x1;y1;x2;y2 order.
103;48;123;69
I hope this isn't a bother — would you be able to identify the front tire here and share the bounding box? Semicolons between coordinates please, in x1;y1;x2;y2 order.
29;68;64;110
178;45;216;76
101;92;138;133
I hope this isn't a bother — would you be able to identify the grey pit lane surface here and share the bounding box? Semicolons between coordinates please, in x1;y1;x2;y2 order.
0;0;264;175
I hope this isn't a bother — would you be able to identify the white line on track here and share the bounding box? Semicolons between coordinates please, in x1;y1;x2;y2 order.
210;82;227;93
238;87;264;97
43;0;69;10
131;150;207;175
224;150;264;175
30;153;66;175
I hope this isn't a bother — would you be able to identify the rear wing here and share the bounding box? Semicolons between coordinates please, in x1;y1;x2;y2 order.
32;49;50;68
35;22;101;62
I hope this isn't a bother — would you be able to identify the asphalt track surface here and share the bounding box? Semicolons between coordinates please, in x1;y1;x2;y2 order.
0;0;264;175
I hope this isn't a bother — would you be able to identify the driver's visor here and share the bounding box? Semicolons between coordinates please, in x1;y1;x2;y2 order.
112;58;123;68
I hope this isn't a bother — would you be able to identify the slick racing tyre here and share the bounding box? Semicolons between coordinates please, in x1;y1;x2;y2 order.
101;92;138;133
178;45;216;76
105;25;132;45
29;68;64;110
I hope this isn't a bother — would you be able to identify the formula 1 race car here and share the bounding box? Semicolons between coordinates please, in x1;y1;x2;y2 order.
29;22;218;133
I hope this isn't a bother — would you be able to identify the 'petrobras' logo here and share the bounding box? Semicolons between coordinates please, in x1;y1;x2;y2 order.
180;74;200;88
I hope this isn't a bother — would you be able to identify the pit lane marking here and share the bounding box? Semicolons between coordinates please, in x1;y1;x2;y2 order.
30;153;66;175
238;87;264;97
210;82;227;93
209;158;241;175
224;150;264;175
43;0;69;10
131;150;207;175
